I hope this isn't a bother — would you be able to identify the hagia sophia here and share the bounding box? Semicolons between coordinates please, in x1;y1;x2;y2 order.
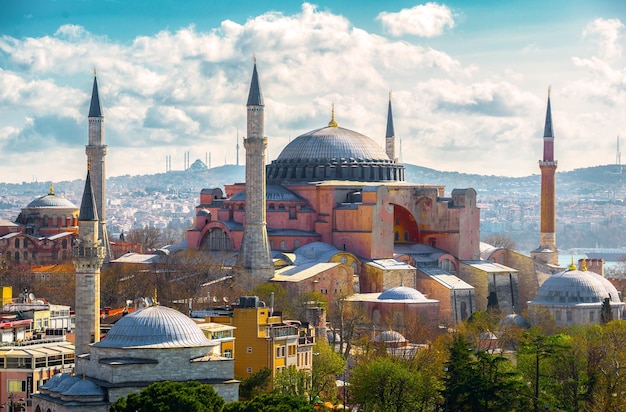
0;61;621;410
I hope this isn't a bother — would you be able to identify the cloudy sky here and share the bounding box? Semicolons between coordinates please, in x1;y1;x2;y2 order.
1;0;625;183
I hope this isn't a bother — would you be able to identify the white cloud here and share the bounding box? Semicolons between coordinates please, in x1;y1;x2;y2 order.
583;18;624;60
376;3;454;37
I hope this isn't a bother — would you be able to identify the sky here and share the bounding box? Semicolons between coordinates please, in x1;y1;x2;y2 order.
1;0;625;183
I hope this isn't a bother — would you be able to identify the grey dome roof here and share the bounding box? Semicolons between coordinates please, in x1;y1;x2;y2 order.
41;373;69;391
26;194;77;209
533;269;621;305
62;378;106;397
267;125;404;184
373;330;407;344
499;313;529;329
277;126;389;162
379;286;427;301
94;305;215;349
50;375;82;395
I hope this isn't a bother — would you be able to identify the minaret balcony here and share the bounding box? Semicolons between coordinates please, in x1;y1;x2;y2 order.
538;160;558;167
73;245;106;259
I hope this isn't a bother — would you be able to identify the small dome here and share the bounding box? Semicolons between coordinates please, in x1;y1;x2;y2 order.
379;286;427;302
197;208;211;217
499;313;529;330
373;330;407;344
40;373;69;391
533;268;620;304
50;375;81;397
26;194;77;209
94;305;215;349
62;378;106;397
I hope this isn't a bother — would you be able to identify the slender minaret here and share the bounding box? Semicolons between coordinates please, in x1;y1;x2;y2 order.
385;91;396;161
532;88;558;265
85;70;111;260
236;58;274;279
72;167;105;356
236;128;240;166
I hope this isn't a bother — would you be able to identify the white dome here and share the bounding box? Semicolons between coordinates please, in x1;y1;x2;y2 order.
533;269;620;305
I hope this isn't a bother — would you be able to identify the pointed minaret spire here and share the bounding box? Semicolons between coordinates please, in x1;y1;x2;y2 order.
532;87;558;265
78;169;99;221
247;59;264;107
385;91;396;161
88;70;102;118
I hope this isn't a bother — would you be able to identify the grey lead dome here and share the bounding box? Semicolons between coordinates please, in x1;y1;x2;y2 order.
94;305;215;348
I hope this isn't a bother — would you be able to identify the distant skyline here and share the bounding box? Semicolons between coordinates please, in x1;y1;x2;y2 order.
1;0;625;183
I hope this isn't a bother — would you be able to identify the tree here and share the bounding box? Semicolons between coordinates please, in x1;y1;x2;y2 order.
273;366;308;398
239;368;271;401
310;341;346;404
109;380;224;412
444;334;531;412
350;356;420;412
126;226;163;251
223;393;317;412
482;234;517;250
600;297;613;324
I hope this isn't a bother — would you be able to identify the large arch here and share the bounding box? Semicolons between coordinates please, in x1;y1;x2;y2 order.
392;204;419;243
200;227;234;251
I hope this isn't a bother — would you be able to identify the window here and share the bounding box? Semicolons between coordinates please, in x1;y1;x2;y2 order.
7;379;25;392
590;311;595;322
566;311;573;322
280;241;286;250
224;349;233;358
294;240;300;249
247;367;252;374
275;346;285;358
23;252;27;261
23;238;27;248
62;239;67;249
246;347;252;354
14;252;19;262
555;310;561;321
288;345;296;356
14;239;19;248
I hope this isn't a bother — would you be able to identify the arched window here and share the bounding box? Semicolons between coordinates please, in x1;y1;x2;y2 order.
23;252;28;261
200;228;233;251
280;241;286;250
62;239;67;249
294;240;300;249
23;238;28;248
460;301;468;320
14;239;19;248
14;252;19;262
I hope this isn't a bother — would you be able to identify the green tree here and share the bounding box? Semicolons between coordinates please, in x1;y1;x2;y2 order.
600;297;613;324
238;368;271;400
310;341;346;403
273;366;308;398
223;393;317;412
444;334;530;412
350;356;419;411
109;380;224;412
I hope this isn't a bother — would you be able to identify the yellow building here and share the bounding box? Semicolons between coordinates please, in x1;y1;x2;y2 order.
199;296;316;384
195;321;236;359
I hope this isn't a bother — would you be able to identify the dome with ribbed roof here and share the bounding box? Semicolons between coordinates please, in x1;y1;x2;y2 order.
533;268;620;304
379;286;427;302
267;125;404;184
26;193;77;209
94;305;215;349
373;330;407;344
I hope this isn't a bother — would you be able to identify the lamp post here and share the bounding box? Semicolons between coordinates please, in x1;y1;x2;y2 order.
0;393;25;412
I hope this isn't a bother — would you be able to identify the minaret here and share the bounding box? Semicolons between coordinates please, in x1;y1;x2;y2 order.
236;59;274;279
85;69;111;260
385;91;396;161
72;167;105;356
532;88;558;265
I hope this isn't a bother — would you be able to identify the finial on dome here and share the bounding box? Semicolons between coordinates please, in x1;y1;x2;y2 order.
87;160;91;171
548;86;551;98
153;286;158;306
49;183;54;195
328;103;338;127
93;67;96;77
581;259;588;272
568;256;576;271
253;54;256;64
389;90;392;101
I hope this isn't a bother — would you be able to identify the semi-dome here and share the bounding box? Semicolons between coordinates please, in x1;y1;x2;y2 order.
533;268;620;305
379;286;427;302
94;305;215;349
267;123;404;184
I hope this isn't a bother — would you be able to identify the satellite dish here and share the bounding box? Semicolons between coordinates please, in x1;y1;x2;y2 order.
223;297;229;303
28;293;35;302
212;296;218;303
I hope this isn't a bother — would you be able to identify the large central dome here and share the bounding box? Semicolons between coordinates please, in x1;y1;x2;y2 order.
277;126;390;162
267;124;404;184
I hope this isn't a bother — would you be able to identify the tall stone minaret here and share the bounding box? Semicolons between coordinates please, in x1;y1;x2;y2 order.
236;59;274;279
85;70;111;261
385;92;396;161
532;88;558;265
72;167;105;356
